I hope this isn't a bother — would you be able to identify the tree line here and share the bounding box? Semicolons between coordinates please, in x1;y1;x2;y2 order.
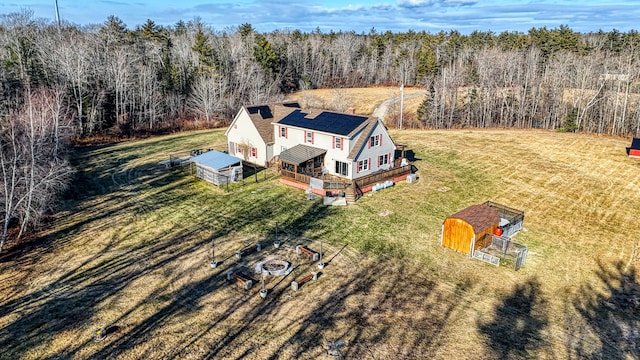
1;10;640;250
2;11;640;137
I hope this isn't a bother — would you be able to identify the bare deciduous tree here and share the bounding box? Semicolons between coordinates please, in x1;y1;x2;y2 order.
0;88;73;252
187;72;227;125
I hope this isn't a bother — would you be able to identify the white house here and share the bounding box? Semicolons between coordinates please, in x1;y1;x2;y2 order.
226;102;398;181
273;107;396;180
225;103;300;167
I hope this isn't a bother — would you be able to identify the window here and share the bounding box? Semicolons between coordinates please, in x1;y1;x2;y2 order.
369;134;380;147
334;137;342;149
358;159;369;172
280;126;287;138
251;147;257;157
229;141;235;154
335;161;348;176
379;154;389;166
306;131;313;144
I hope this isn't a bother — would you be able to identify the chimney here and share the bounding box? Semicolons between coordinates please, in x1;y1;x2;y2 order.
347;107;356;115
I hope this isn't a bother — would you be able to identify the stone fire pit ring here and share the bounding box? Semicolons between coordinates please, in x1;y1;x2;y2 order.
255;259;292;276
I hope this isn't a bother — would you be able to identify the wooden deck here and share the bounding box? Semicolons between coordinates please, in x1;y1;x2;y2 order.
280;170;351;188
352;165;412;189
279;164;413;198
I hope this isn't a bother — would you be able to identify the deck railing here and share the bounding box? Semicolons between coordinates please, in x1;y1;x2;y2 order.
280;169;311;184
280;164;412;190
352;164;412;188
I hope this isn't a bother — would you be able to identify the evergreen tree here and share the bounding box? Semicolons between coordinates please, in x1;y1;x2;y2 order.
254;35;279;75
192;28;215;71
560;107;579;132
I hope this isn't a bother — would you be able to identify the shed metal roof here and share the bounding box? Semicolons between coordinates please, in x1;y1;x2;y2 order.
278;109;369;136
191;150;242;170
447;204;500;234
279;144;326;165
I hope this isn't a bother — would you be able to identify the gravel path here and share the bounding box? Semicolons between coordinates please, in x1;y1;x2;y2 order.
372;90;426;120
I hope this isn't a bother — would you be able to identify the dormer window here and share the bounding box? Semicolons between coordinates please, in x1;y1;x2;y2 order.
369;134;380;147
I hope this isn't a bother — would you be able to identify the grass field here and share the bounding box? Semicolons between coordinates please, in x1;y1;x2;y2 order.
0;128;638;359
285;86;425;116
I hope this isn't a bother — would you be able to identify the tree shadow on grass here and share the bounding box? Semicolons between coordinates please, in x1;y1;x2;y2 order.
0;222;217;355
187;244;472;360
568;260;640;359
257;263;471;359
0;131;466;359
0;165;337;359
0;161;189;286
478;278;549;360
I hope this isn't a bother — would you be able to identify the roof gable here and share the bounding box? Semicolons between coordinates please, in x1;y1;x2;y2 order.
236;102;301;144
347;119;395;161
278;109;370;136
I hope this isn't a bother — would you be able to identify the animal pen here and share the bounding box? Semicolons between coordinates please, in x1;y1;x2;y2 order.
482;201;525;237
190;150;243;186
473;234;528;271
442;202;528;270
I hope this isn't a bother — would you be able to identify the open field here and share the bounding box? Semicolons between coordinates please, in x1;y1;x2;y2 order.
285;86;424;116
0;129;639;359
285;86;427;127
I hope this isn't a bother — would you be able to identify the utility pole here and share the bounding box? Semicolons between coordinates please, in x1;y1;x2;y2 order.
54;0;61;31
399;83;404;130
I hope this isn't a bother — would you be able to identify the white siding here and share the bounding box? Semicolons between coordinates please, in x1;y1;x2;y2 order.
273;126;308;156
352;122;396;179
273;120;396;180
226;109;268;166
274;126;354;177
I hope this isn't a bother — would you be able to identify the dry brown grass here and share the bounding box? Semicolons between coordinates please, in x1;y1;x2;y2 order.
285;86;424;115
0;128;638;359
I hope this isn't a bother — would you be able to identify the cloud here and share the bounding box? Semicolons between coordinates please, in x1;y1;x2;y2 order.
397;0;476;9
0;0;639;34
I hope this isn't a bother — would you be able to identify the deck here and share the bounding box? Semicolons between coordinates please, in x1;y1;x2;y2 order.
279;163;413;198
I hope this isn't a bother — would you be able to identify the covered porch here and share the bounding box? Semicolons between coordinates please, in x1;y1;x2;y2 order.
279;144;327;179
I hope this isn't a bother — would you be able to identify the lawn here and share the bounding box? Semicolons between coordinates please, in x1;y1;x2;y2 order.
0;128;638;359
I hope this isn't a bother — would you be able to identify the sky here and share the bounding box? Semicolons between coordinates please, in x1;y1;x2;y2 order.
1;0;639;34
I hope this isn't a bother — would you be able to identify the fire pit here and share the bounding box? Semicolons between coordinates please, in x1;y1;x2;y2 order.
254;259;292;276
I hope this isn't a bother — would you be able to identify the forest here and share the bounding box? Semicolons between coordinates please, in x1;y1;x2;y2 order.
1;9;640;250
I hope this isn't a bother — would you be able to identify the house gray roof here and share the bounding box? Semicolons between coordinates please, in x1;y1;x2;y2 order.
279;144;326;165
191;150;242;170
245;102;300;144
277;109;370;136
